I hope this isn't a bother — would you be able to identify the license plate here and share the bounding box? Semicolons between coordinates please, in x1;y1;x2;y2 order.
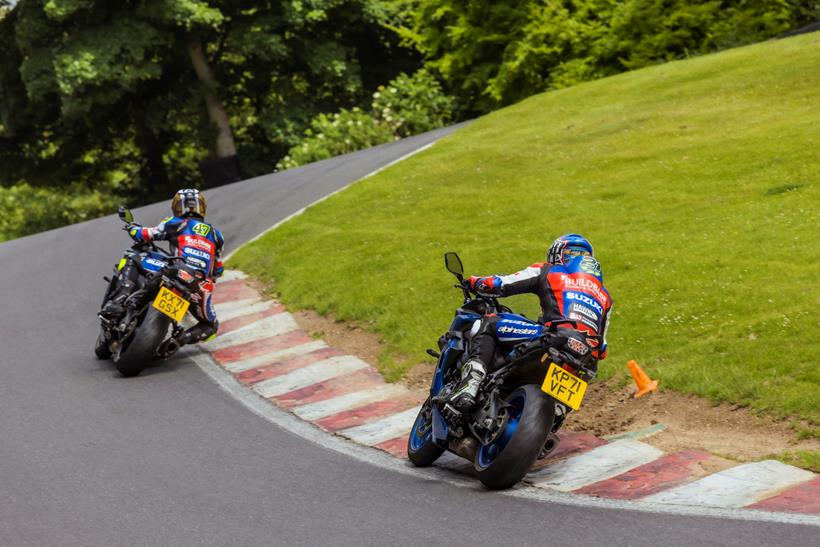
152;286;190;322
542;362;588;411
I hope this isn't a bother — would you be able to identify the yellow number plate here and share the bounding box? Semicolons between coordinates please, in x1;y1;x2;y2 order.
542;362;588;411
152;286;190;322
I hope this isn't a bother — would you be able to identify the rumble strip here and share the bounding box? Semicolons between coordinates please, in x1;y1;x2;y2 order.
198;269;819;520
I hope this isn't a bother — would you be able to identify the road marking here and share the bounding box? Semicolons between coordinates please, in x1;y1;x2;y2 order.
292;384;408;421
219;270;247;282
574;449;712;500
748;477;820;514
252;355;370;398
338;406;421;446
642;460;815;508
529;439;663;491
214;298;270;321
190;350;820;526
203;313;298;351
223;340;329;373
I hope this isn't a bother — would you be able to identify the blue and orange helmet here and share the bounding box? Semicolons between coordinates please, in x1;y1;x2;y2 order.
547;233;594;265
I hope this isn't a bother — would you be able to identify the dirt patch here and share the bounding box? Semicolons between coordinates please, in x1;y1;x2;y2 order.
287;305;818;468
567;381;819;464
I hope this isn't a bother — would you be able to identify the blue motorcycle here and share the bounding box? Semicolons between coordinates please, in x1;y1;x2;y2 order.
407;252;600;489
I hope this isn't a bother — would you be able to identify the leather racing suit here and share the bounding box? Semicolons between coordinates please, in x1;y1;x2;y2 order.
105;215;225;345
467;255;612;373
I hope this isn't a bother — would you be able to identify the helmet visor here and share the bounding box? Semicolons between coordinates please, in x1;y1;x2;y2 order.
562;246;590;263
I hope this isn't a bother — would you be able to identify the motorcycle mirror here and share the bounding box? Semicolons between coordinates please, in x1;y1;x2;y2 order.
444;252;464;277
118;206;134;224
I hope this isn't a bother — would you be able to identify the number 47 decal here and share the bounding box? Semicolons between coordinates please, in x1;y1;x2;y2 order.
192;223;210;236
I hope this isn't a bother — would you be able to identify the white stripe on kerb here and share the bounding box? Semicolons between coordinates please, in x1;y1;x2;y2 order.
292;384;409;421
222;341;329;373
252;356;370;398
219;270;247;282
214;298;267;321
641;460;814;508
529;439;663;491
202;313;298;351
339;406;421;446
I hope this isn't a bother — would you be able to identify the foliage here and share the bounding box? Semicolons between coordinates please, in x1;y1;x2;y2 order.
0;0;417;224
398;0;820;112
372;69;454;138
276;108;395;170
231;34;820;422
278;69;453;169
0;182;118;242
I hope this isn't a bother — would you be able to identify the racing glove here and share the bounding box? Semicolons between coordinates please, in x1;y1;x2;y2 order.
125;223;143;241
468;275;501;294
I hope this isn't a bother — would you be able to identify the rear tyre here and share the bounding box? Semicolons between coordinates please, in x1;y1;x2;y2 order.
94;329;111;360
113;308;170;377
407;398;445;466
474;384;554;490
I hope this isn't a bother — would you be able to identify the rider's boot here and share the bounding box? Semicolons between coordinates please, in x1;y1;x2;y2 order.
448;358;486;412
100;280;135;320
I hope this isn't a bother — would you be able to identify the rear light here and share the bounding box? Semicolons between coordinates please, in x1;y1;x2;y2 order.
177;269;194;283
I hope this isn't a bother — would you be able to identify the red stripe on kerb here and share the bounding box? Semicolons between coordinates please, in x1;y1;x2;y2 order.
235;347;343;385
374;437;409;458
273;368;387;409
314;394;424;432
530;431;608;471
212;280;261;304
747;476;820;515
212;330;313;364
574;449;711;499
218;305;287;334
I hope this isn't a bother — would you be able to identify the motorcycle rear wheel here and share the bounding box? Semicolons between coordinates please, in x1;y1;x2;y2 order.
407;397;444;466
113;308;170;377
474;384;554;490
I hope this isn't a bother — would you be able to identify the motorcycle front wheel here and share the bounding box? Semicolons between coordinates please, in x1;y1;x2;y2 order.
474;384;554;490
407;397;444;466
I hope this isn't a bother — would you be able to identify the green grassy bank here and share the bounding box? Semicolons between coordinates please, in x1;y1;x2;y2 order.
231;33;820;427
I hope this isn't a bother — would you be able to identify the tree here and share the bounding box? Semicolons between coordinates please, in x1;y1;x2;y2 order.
0;0;416;200
398;0;820;113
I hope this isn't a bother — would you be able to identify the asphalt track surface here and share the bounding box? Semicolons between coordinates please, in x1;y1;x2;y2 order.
0;127;815;546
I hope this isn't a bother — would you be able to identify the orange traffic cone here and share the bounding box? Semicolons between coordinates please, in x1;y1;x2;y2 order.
628;360;658;398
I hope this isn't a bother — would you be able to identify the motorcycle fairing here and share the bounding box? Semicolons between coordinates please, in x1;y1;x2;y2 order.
139;252;169;273
430;311;480;444
494;313;542;342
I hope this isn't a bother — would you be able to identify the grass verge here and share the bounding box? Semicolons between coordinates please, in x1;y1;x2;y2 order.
230;33;820;426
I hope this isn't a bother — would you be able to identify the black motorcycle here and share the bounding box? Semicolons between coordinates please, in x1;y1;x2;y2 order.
95;207;206;377
407;252;601;489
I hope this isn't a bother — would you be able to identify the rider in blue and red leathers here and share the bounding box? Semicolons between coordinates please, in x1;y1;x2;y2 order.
100;189;224;349
447;234;612;412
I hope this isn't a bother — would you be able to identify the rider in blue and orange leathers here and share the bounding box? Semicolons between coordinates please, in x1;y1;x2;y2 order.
447;234;612;412
100;189;224;350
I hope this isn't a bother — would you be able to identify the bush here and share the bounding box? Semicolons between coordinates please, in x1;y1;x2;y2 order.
275;108;395;171
0;183;118;241
277;70;455;170
372;69;454;138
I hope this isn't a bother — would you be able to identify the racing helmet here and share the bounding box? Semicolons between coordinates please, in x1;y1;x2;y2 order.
172;188;207;218
547;233;594;265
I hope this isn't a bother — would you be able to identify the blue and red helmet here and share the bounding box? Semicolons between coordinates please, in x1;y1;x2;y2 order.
547;234;594;265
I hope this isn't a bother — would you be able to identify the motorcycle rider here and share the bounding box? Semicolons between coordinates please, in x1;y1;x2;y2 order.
100;188;224;352
448;234;612;412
